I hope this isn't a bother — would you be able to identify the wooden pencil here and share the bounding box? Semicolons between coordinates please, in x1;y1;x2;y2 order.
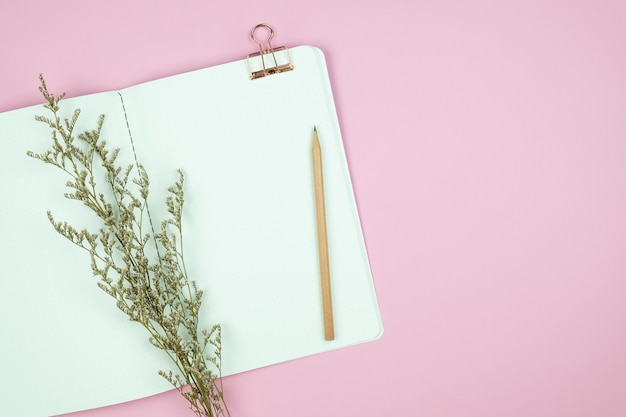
312;126;335;341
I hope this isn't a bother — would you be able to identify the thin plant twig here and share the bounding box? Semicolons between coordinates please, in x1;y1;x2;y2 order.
28;75;230;417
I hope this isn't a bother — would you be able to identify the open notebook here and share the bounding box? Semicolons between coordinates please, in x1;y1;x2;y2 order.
0;45;382;416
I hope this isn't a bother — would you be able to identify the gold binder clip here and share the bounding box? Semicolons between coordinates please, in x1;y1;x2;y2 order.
247;23;294;80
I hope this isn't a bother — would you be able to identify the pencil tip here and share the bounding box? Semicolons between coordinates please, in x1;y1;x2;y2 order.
314;126;317;132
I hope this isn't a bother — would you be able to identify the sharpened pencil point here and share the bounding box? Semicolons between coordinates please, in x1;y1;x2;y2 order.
314;125;317;132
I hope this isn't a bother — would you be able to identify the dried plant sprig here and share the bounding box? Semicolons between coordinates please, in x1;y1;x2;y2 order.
28;74;230;417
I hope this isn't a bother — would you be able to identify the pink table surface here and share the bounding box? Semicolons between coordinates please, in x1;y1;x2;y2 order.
2;1;626;416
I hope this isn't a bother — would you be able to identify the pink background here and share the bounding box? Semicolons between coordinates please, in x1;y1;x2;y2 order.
2;0;626;416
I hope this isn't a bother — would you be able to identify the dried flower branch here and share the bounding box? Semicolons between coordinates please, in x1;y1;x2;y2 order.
28;75;230;417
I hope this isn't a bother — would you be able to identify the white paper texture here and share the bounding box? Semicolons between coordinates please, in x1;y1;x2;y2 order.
0;46;382;416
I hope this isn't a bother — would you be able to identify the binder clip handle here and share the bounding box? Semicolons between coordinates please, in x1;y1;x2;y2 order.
251;23;276;54
247;23;294;80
